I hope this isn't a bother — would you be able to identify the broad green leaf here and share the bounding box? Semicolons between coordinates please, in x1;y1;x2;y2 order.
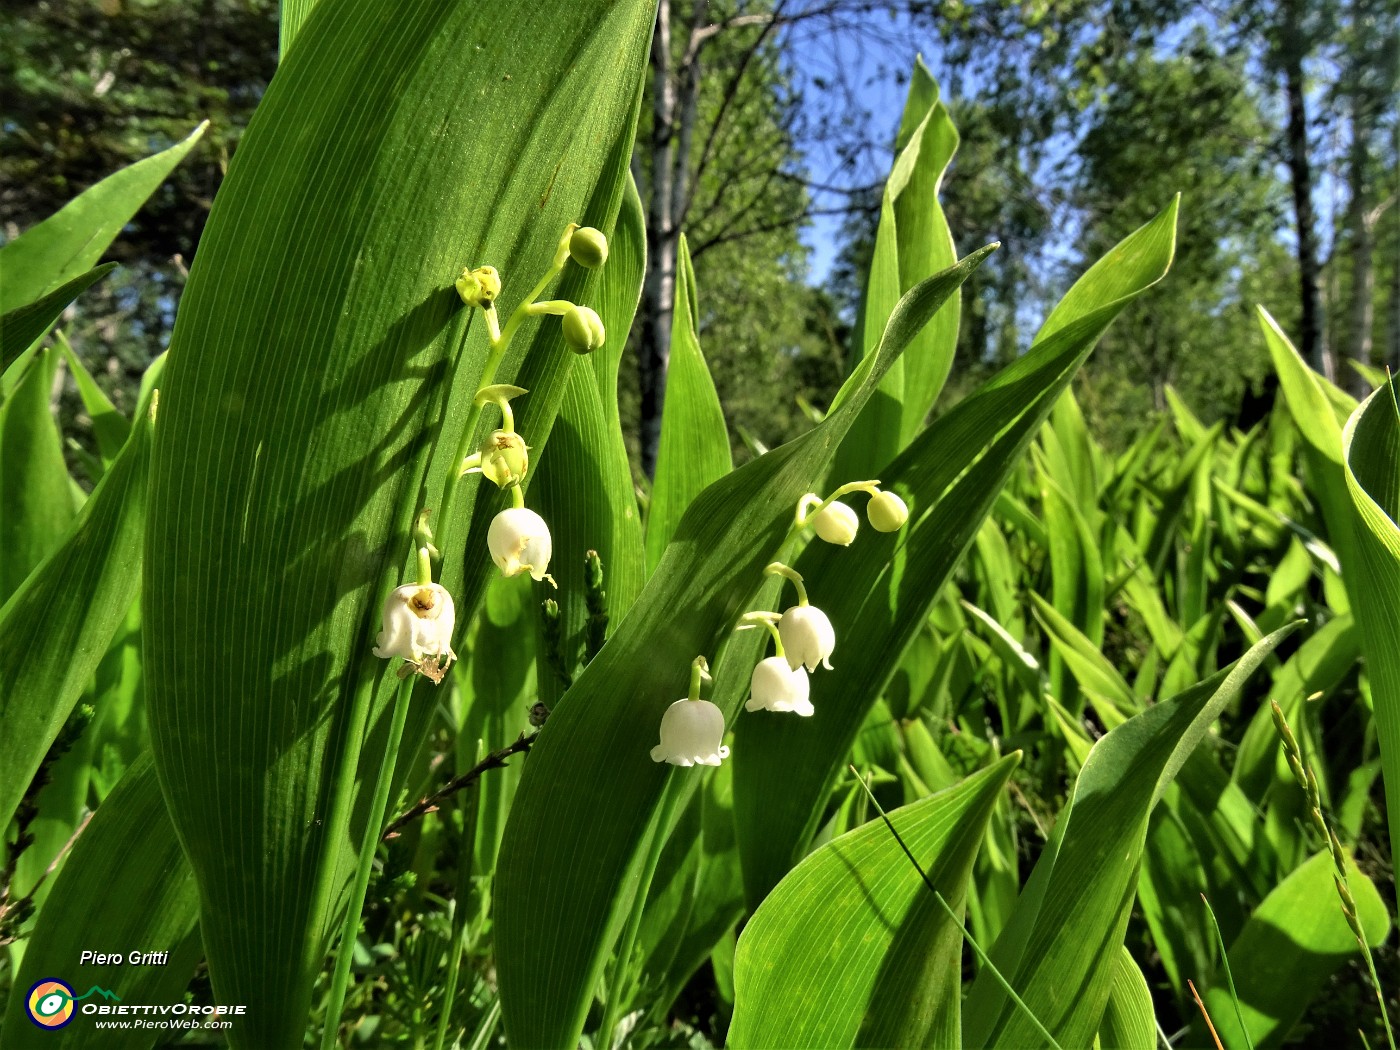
1202;849;1390;1049
0;388;150;836
58;330;131;468
734;200;1179;906
1;757;201;1050
0;347;77;602
1259;307;1360;581
493;247;997;1050
641;759;746;1018
1095;948;1156;1050
0;126;205;316
1341;377;1400;877
0;264;116;375
728;755;1019;1050
1232;615;1357;800
141;4;655;1047
962;624;1297;1048
645;234;731;570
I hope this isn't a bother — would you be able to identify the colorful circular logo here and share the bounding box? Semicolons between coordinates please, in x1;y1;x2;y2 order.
26;979;76;1029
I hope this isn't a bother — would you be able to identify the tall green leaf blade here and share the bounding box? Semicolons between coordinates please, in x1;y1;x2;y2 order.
141;3;656;1046
0;126;205;315
58;330;131;467
644;234;731;570
728;755;1019;1050
892;61;960;438
1095;948;1156;1050
1;757;201;1050
962;625;1298;1048
1201;849;1390;1049
0;390;149;834
1259;307;1360;580
0;347;77;601
493;248;996;1050
0;264;116;374
733;200;1179;905
1341;377;1400;877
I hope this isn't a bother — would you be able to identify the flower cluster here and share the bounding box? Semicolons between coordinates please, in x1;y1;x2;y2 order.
371;224;610;682
650;479;910;765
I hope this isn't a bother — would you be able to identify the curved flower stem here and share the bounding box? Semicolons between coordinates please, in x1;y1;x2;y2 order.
739;611;784;657
764;561;808;606
598;772;682;1050
319;675;415;1050
509;481;526;509
793;480;881;530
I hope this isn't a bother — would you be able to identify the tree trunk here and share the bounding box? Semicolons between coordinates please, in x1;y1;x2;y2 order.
639;0;676;478
1280;0;1330;378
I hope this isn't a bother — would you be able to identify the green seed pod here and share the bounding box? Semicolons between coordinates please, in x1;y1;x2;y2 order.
561;304;606;354
568;226;609;269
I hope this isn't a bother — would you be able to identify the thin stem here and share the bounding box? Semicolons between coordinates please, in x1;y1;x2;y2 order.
849;765;1064;1050
416;546;433;587
524;299;574;316
794;481;880;529
319;676;415;1050
510;482;525;509
383;731;538;839
764;561;808;606
1201;894;1253;1050
598;774;683;1050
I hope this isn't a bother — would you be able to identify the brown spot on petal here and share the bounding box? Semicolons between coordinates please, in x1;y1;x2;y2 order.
410;587;437;614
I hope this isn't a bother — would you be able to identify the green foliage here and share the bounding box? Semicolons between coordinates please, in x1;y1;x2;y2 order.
140;3;654;1046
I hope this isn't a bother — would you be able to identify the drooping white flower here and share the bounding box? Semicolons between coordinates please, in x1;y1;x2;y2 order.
812;500;859;545
373;583;457;671
745;656;813;716
867;489;909;532
651;698;730;766
779;604;835;671
488;507;553;582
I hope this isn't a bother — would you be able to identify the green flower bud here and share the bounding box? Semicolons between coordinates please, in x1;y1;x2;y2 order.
478;430;530;488
867;489;909;532
455;265;502;308
561;304;606;354
568;226;609;269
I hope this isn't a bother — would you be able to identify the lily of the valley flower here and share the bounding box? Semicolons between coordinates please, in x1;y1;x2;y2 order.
373;561;457;684
488;506;554;583
867;489;909;532
812;500;859;545
779;604;835;672
745;656;813;716
651;698;730;766
652;656;730;766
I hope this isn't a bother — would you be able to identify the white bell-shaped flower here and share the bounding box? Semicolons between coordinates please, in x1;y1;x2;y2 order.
373;583;457;665
867;489;909;532
779;604;835;671
488;507;553;582
812;500;859;545
651;698;730;766
745;656;813;716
